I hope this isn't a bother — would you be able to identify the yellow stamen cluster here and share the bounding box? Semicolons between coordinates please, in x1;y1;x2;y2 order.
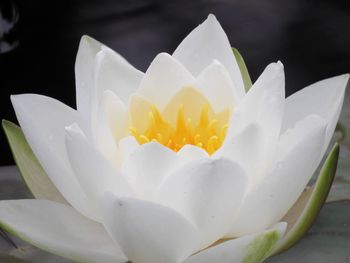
130;104;228;155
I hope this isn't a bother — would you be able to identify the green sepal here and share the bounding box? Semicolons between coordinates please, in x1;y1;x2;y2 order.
243;228;282;263
232;47;253;91
2;120;66;204
269;143;339;256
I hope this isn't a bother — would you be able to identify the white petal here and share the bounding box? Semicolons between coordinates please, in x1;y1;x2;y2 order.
92;90;126;166
156;158;248;248
121;142;178;199
283;74;349;155
196;60;237;112
215;123;265;183
75;35;103;118
65;124;132;214
161;86;217;127
224;62;285;178
11;94;96;220
228;115;326;237
173;14;245;99
177;144;209;162
228;61;285;138
0;199;127;263
118;135;139;164
100;194;200;263
183;222;287;263
94;47;143;104
136;53;195;110
128;94;153;134
100;90;128;141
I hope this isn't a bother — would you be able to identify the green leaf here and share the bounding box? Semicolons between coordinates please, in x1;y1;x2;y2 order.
269;143;339;256
232;47;253;91
2;120;66;204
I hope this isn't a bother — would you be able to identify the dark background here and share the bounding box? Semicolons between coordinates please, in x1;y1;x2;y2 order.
0;0;349;165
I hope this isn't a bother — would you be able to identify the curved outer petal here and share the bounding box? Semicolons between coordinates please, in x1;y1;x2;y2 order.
0;199;127;263
196;60;236;112
214;123;265;182
227;115;327;237
121;142;178;200
173;14;245;99
2;120;67;203
136;53;195;110
76;35;142;123
99;194;200;263
183;222;287;263
156;158;249;249
92;90;126;166
282;74;349;155
75;35;103;118
11;94;97;220
93;47;143;105
65;124;132;214
223;62;285;182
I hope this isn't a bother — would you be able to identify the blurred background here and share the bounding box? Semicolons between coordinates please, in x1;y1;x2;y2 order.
0;0;349;165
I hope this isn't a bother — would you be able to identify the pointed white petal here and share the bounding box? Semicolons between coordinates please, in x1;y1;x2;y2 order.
156;158;248;248
121;142;178;199
283;74;349;155
137;53;195;110
215;123;265;182
0;199;127;263
196;60;237;112
224;62;285;179
173;14;245;99
11;94;96;220
100;194;200;263
75;35;103;118
92;90;126;166
183;222;287;263
228;62;285;139
65;124;132;213
228;115;326;237
94;47;143;104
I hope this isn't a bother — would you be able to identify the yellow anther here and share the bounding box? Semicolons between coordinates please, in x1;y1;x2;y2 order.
196;142;203;148
194;134;202;144
207;135;219;155
129;103;229;155
151;105;164;125
139;135;150;144
156;133;163;143
208;119;219;134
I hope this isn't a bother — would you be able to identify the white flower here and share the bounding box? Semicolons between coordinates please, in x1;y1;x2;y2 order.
0;14;348;263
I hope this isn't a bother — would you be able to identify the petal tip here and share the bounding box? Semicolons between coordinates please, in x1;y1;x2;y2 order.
207;13;217;22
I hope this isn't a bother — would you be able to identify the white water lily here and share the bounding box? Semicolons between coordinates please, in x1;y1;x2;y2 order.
0;14;348;263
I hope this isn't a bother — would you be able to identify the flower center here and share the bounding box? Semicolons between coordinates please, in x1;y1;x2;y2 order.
129;104;228;155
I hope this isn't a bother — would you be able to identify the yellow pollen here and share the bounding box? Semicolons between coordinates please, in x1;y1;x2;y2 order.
129;104;228;155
